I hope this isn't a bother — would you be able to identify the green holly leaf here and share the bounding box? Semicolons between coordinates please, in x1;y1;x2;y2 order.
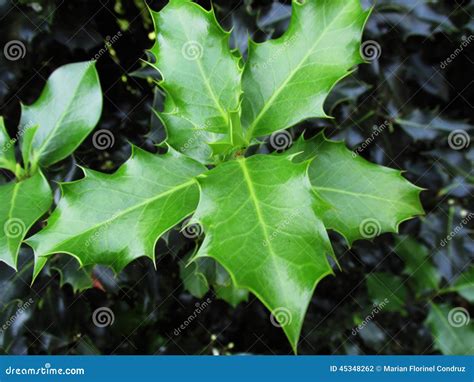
0;172;52;269
366;272;407;314
181;254;249;307
149;0;242;163
242;0;371;139
209;261;249;307
451;268;474;303
180;253;209;299
395;236;440;295
0;117;16;173
208;109;246;158
289;133;424;244
19;61;102;167
425;303;474;355
51;256;94;294
27;147;206;272
192;154;334;352
214;279;249;308
20;125;39;172
441;267;474;303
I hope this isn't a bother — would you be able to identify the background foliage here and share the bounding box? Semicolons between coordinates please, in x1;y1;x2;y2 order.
0;0;473;355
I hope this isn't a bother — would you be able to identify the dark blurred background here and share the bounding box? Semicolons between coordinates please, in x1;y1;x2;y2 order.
0;0;473;355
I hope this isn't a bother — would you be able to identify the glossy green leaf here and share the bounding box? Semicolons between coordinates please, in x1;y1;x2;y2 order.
425;303;474;355
180;253;209;299
209;261;249;307
0;172;52;269
289;133;424;244
192;154;334;351
149;0;242;163
0;117;16;173
20;125;39;172
214;280;249;308
181;254;249;306
395;236;440;295
442;267;474;303
19;61;102;167
366;272;407;313
27;148;206;272
451;268;474;303
208;109;246;158
241;0;371;139
51;256;94;294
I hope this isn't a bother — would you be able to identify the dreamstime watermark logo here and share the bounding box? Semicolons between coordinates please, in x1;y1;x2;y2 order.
269;130;293;151
174;298;212;336
84;212;122;248
84;216;116;248
0;298;34;335
3;40;26;61
92;307;115;328
90;31;122;64
2;120;35;154
263;208;301;247
258;33;299;70
180;130;206;152
5;364;85;376
3;218;26;239
440;211;473;247
270;307;292;328
440;35;474;69
351;298;389;336
181;41;203;61
180;121;211;153
447;307;470;328
359;218;381;239
181;218;203;239
92;129;115;150
352;120;390;157
448;130;470;150
360;40;381;61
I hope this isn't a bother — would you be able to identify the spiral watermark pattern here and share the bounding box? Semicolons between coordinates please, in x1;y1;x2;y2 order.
359;218;382;239
270;307;292;328
447;307;470;328
360;40;381;61
3;218;26;239
269;130;293;151
181;41;203;61
92;307;115;327
3;40;26;61
448;130;470;150
92;129;115;150
181;218;203;239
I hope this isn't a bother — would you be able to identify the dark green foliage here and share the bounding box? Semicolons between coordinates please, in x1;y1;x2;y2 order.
0;0;472;355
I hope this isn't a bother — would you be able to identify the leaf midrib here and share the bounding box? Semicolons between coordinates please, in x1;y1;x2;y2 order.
32;65;92;161
38;178;196;254
245;1;352;138
237;159;289;303
314;186;416;210
177;12;229;127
